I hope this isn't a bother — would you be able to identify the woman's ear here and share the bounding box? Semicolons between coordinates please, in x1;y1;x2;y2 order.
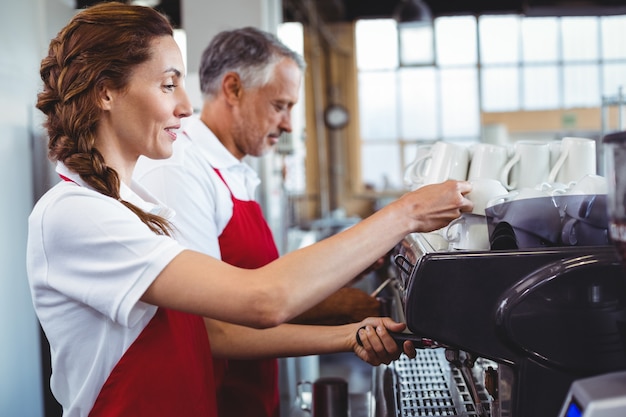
96;81;113;110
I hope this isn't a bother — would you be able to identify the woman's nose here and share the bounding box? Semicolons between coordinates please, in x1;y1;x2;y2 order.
177;88;194;118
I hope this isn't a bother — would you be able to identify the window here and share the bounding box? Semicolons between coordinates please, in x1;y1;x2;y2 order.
277;22;307;194
356;17;481;191
356;14;626;191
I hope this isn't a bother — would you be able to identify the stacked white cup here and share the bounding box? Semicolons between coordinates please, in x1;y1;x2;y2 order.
444;179;508;251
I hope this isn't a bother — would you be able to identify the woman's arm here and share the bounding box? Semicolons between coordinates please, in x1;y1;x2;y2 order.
142;180;472;328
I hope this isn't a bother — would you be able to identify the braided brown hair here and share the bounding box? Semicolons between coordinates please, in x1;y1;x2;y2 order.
37;1;174;235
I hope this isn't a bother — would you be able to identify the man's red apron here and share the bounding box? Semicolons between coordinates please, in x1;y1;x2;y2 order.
59;175;218;417
212;168;281;417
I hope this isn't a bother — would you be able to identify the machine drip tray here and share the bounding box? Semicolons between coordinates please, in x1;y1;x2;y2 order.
377;349;497;417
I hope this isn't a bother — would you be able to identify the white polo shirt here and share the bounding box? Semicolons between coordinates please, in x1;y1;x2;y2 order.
27;162;185;417
134;115;261;259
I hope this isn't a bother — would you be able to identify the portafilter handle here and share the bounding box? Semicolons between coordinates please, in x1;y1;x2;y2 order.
389;331;442;349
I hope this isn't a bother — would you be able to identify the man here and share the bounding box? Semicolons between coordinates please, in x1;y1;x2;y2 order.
135;27;385;417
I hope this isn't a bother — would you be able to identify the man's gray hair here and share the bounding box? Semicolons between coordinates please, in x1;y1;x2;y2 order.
199;26;306;98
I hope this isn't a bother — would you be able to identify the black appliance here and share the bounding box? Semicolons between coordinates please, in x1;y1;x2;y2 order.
372;232;626;417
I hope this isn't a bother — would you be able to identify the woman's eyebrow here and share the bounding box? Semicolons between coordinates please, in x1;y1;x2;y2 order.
165;67;183;77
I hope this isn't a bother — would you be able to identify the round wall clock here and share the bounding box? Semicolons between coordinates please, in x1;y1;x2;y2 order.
323;104;350;129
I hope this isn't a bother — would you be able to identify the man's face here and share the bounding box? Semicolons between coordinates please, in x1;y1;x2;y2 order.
230;58;302;159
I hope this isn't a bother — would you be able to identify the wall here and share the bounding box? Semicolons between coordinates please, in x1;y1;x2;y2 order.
0;0;75;415
182;0;282;109
482;108;614;136
298;21;381;222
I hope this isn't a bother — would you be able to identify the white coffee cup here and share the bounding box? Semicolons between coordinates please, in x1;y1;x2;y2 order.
548;137;597;184
403;144;433;189
561;216;608;246
565;174;607;195
444;213;490;251
408;141;469;186
486;187;549;213
500;140;551;190
548;140;563;168
467;143;509;182
466;178;508;215
562;194;608;229
537;181;569;196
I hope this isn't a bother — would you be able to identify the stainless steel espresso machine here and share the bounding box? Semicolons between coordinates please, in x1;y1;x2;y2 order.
372;232;626;417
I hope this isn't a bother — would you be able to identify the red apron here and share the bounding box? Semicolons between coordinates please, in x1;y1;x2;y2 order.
90;309;217;417
59;175;217;417
212;168;280;417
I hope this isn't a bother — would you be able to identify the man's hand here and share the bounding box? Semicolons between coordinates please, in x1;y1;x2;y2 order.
350;317;417;366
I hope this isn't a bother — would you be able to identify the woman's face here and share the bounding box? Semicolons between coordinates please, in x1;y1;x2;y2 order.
98;35;192;172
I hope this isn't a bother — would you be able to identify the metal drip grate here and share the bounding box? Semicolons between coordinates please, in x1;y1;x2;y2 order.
392;349;490;416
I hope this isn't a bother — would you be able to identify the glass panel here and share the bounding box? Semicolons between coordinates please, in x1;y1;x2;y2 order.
523;65;560;110
403;142;420;169
479;15;520;65
278;22;304;55
398;67;439;139
601;15;626;60
521;17;559;63
399;24;434;65
602;63;626;97
563;64;600;108
435;16;477;66
561;17;599;62
173;29;187;70
283;152;306;193
481;67;520;111
356;19;398;70
439;68;480;138
403;141;436;177
277;22;306;193
358;71;398;140
361;143;403;190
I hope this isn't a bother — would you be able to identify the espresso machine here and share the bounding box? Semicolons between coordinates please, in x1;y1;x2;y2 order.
368;131;626;417
372;232;626;417
549;131;626;417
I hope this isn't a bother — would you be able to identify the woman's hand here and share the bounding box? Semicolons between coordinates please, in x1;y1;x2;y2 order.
398;179;474;233
350;317;417;366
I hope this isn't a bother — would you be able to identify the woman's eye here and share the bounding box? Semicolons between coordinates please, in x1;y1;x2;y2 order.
164;84;177;91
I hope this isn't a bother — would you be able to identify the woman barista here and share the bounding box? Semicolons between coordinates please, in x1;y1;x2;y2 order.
27;2;473;416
